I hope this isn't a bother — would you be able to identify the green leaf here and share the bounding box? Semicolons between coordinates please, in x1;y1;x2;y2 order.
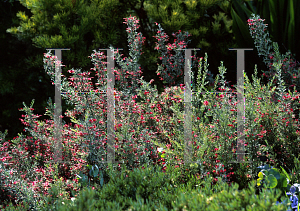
78;172;88;185
232;0;253;19
268;0;276;30
287;0;295;52
280;166;291;181
100;177;104;187
281;174;288;188
269;168;281;180
265;174;277;188
262;169;269;176
244;0;256;15
99;171;104;187
231;8;253;48
93;166;99;177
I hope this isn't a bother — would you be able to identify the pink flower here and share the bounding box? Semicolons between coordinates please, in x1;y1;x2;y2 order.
204;101;209;106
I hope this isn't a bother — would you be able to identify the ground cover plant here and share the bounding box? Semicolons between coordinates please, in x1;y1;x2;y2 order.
0;14;300;210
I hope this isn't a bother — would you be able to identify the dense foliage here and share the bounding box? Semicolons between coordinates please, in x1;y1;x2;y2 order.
1;1;300;210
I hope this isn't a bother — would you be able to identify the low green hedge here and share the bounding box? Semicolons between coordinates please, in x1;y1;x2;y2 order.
4;164;288;211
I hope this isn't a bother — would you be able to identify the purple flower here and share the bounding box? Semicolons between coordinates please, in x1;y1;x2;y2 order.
286;187;299;210
276;186;299;211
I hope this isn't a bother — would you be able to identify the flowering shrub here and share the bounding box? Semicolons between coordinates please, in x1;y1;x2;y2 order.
247;14;300;95
245;13;300;176
1;14;300;209
153;22;214;88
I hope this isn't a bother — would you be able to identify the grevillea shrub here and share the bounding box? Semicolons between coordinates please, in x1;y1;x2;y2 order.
247;14;300;95
1;14;300;209
41;51;228;186
247;13;300;126
39;15;222;181
49;16;233;185
0;16;234;209
246;13;300;178
153;21;214;88
0;15;210;207
40;48;300;198
0;130;46;210
42;50;241;187
0;103;83;208
243;64;300;175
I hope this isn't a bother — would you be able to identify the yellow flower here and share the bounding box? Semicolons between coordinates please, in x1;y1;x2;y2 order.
207;196;214;202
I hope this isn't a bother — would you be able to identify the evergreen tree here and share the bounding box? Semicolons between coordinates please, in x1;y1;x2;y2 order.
6;0;137;73
0;0;57;141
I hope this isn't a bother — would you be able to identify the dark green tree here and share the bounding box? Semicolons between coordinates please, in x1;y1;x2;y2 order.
0;0;58;142
6;0;137;72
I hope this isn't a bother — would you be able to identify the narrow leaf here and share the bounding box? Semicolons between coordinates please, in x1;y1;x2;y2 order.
280;166;291;181
287;0;295;53
231;8;253;47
